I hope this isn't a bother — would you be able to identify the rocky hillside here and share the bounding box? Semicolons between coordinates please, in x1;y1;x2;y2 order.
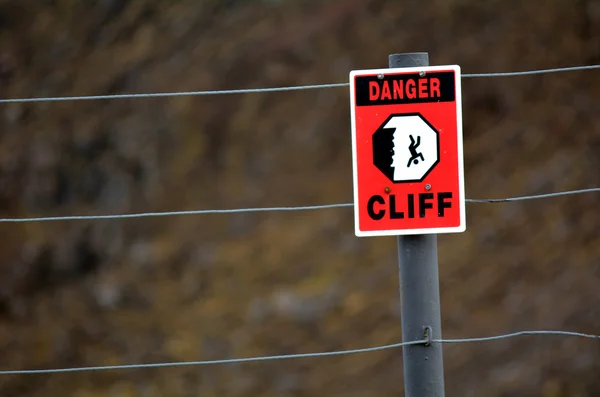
0;0;599;396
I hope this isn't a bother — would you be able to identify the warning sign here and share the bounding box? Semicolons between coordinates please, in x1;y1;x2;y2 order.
349;65;466;237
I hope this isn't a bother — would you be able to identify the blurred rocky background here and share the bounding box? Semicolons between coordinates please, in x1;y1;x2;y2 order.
0;0;599;396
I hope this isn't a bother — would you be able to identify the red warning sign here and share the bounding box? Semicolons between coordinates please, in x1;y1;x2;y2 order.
349;65;466;237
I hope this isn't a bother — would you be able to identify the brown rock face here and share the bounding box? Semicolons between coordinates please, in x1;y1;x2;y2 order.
0;1;599;396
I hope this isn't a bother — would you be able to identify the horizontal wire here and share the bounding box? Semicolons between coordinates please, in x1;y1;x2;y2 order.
0;83;350;104
1;329;598;375
462;64;600;78
0;187;597;223
435;330;600;344
0;340;426;374
465;187;600;203
0;203;354;223
0;64;597;104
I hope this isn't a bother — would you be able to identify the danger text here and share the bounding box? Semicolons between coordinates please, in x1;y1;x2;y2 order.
354;71;455;106
369;78;440;101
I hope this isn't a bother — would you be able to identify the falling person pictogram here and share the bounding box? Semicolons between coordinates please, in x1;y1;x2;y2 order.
407;134;425;167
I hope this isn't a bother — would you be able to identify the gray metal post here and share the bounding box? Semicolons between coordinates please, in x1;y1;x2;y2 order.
389;52;445;397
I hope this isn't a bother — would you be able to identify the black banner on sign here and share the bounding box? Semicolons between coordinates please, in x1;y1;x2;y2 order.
354;71;455;106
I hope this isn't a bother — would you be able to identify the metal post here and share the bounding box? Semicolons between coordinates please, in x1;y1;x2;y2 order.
389;52;445;397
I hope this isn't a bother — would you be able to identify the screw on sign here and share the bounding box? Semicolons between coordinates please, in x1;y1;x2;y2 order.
349;65;466;236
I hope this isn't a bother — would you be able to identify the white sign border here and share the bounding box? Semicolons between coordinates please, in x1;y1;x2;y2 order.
349;64;466;237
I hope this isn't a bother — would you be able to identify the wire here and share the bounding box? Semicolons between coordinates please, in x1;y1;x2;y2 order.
0;187;598;223
465;187;600;203
0;203;354;223
0;83;349;104
1;329;598;375
0;64;597;104
0;340;426;374
462;64;600;78
435;330;600;344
